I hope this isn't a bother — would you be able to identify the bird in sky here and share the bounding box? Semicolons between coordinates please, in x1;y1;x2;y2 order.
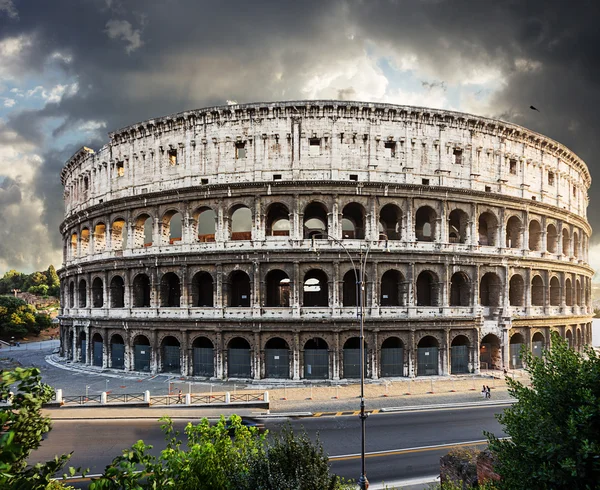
530;105;540;112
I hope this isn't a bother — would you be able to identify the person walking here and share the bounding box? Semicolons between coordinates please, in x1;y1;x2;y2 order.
482;385;487;398
177;388;182;404
486;386;492;399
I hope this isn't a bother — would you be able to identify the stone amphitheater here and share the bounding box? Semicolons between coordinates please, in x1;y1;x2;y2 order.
58;101;593;381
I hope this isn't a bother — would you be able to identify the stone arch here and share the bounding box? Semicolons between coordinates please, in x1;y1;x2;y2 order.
68;280;75;308
194;206;217;242
303;269;329;307
161;335;181;374
566;328;574;348
80;228;90;255
191;271;214;307
381;269;404;306
531;275;544;306
450;335;470;374
509;274;525;306
161;209;183;244
379;203;402;240
480;333;501;370
562;228;570;256
228;270;251;307
132;273;151;307
265;269;290;307
111;218;127;250
448;208;468;244
91;332;103;367
303;337;329;379
546;223;558;253
573;230;580;258
227;337;252;378
303;201;329;239
230;204;252;241
550;276;561;306
450;271;470;306
480;272;501;307
416;270;439;306
565;277;573;306
93;222;106;251
380;336;404;377
531;331;545;358
343;337;368;379
70;232;78;258
528;219;541;251
110;333;125;369
133;213;153;248
415;205;437;242
342;270;358;307
160;272;181;307
192;336;214;377
506;215;522;248
109;275;125;308
264;337;291;379
509;332;525;369
265;202;290;237
92;277;103;307
341;202;366;239
478;211;498;246
78;279;87;308
417;335;439;376
576;278;582;306
133;334;151;372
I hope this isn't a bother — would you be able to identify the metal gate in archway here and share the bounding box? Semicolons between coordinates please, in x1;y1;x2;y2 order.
80;340;86;363
304;350;329;379
134;345;151;372
228;348;252;377
111;343;125;369
532;341;544;359
451;345;469;374
510;343;524;369
265;348;290;378
163;345;181;373
417;347;438;375
343;349;367;379
93;341;103;367
381;347;404;377
193;347;214;377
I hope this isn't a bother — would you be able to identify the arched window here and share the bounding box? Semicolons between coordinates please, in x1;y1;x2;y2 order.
480;334;501;370
531;275;544;306
92;333;103;367
191;272;214;307
416;271;438;306
379;204;402;240
110;275;125;308
192;337;214;377
509;333;525;369
448;209;468;244
230;205;252;240
562;228;570;256
92;277;104;307
546;224;558;253
133;335;151;372
381;270;403;306
162;211;182;244
228;271;251;307
550;277;560;306
195;207;216;242
303;270;329;307
531;332;545;359
341;203;365;239
450;272;470;306
478;212;498;246
380;337;404;377
480;273;501;307
417;336;439;376
160;272;181;307
415;206;436;242
304;338;329;379
228;337;252;378
161;336;181;373
528;220;541;251
265;270;290;307
111;218;127;250
303;202;328;239
343;337;367;379
451;335;469;374
133;214;153;247
70;232;78;258
573;231;580;258
565;278;573;306
80;228;90;255
94;222;106;251
342;270;357;307
506;216;522;248
133;274;151;307
265;203;290;237
68;281;75;308
110;334;125;369
78;279;87;308
509;275;524;306
265;337;290;379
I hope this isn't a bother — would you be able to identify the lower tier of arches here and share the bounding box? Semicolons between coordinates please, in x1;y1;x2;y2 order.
59;321;593;380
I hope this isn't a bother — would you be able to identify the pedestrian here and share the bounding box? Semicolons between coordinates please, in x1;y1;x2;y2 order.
177;388;182;404
486;386;491;399
481;385;487;398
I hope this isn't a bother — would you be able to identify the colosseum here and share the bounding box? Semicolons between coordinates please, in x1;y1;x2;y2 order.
58;101;593;381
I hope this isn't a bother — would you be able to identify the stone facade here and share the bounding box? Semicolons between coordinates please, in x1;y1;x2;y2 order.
58;101;594;380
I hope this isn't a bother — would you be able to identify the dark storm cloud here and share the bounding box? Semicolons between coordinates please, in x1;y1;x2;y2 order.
0;177;21;206
1;0;600;273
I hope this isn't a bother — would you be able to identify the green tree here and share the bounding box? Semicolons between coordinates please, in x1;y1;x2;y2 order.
28;284;50;296
0;368;74;489
0;270;26;295
46;265;60;289
0;296;38;338
487;332;600;489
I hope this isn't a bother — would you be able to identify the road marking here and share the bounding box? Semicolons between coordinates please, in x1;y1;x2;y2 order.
329;439;489;461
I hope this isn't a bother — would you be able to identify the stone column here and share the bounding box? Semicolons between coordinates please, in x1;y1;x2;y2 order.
371;330;379;379
253;332;261;380
441;329;450;376
215;332;224;379
103;328;109;368
332;332;340;380
293;332;300;380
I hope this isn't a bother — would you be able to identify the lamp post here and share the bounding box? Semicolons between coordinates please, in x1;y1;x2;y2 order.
311;233;387;490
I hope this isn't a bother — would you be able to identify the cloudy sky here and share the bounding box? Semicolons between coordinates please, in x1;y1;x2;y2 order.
1;0;599;277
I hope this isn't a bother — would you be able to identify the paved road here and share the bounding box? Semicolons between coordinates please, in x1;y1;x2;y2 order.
30;404;507;486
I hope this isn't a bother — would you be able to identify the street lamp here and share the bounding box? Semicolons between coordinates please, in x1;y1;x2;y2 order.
311;232;388;490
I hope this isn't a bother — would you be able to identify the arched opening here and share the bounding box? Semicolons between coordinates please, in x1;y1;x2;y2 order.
110;334;124;369
448;209;468;244
133;335;151;372
416;271;438;306
509;333;525;369
341;202;365;239
304;338;329;379
531;275;544;306
79;331;86;363
133;214;153;248
450;272;470;307
230;205;252;240
228;270;251;307
80;228;90;255
78;279;87;308
566;329;573;349
162;211;182;244
562;228;570;256
379;204;402;240
381;270;403;306
506;216;522;248
415;206;436;242
303;270;329;307
92;332;103;367
70;232;78;258
265;203;290;237
92;277;103;308
532;332;545;359
480;273;501;307
480;334;501;370
303;202;328;239
132;274;151;308
380;337;404;377
161;336;181;373
451;335;470;374
192;337;214;377
576;279;582;306
195;207;216;242
160;272;181;307
417;336;439;376
528;220;541;251
94;222;106;251
550;277;560;306
265;337;290;378
342;270;358;307
69;281;75;308
227;337;252;378
111;218;127;250
110;275;125;308
573;231;580;258
478;212;498;246
509;275;525;306
565;278;573;306
576;328;582;350
265;270;290;307
343;337;367;379
546;224;558;253
191;272;214;307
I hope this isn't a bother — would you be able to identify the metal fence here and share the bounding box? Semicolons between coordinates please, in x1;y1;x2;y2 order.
106;393;145;403
230;393;264;403
190;394;227;404
62;395;102;405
